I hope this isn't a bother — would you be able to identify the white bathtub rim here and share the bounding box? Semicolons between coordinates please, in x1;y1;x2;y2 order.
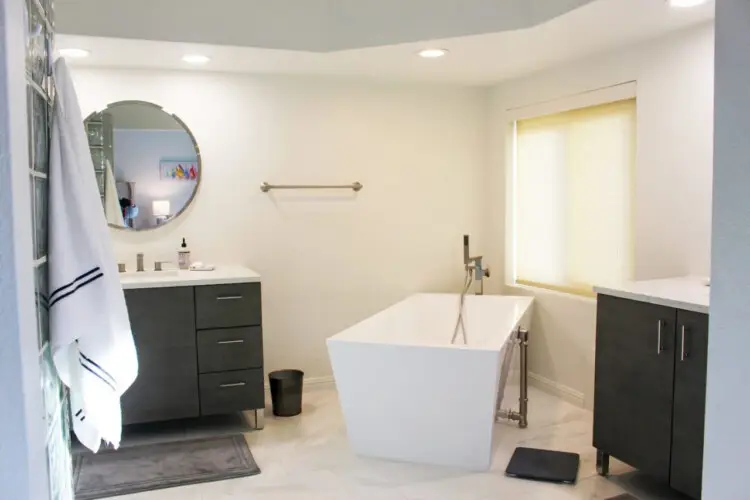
328;293;534;351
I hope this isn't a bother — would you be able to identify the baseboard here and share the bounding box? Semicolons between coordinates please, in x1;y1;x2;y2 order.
529;372;585;408
264;375;335;393
303;375;336;391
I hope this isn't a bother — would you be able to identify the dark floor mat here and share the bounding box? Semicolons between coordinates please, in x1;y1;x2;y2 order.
505;447;580;484
73;434;259;499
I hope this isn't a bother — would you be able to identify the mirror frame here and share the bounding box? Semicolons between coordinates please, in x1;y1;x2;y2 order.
84;100;202;231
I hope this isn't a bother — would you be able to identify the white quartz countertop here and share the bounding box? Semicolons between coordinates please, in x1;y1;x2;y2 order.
120;265;261;290
594;276;709;314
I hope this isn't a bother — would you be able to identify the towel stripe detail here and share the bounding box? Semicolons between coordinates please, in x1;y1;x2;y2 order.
49;272;104;308
79;352;117;386
49;267;101;301
79;361;116;392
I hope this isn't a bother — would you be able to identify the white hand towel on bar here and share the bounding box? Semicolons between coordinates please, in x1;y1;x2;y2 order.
49;58;138;452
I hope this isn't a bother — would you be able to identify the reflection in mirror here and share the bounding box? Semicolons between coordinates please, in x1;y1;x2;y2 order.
84;101;201;230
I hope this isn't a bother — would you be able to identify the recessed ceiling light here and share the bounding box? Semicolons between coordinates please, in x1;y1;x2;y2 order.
417;48;449;59
182;54;211;64
667;0;710;7
59;48;90;59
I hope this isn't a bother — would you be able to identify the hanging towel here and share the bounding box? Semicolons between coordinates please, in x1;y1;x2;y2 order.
49;58;138;452
103;159;125;227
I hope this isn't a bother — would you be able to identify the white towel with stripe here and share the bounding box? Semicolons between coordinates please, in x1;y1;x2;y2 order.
49;58;138;452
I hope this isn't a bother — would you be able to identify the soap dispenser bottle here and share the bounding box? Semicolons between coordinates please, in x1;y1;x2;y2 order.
178;238;191;270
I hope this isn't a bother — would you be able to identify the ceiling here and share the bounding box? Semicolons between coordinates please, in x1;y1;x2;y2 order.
57;0;715;85
56;0;599;52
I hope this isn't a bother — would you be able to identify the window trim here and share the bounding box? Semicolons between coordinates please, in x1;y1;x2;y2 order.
515;279;596;299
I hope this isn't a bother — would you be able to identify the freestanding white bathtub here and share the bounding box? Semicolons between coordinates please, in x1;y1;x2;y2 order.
327;293;534;471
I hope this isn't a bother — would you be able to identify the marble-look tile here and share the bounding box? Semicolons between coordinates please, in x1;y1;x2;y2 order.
111;483;205;500
105;385;687;500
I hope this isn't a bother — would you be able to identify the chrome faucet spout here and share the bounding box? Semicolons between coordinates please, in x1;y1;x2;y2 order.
136;253;145;272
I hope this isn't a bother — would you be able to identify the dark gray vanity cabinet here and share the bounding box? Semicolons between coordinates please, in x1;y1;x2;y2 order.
121;287;200;425
594;294;708;499
121;282;264;425
594;295;676;482
670;310;709;500
194;283;264;417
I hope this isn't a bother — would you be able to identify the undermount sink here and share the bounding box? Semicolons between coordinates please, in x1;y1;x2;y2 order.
119;269;180;279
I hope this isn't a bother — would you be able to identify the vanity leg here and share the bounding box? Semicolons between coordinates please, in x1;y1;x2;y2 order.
596;449;610;476
254;408;265;430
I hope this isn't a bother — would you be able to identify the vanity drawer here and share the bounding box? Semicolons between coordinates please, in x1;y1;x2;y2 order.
197;327;263;374
195;283;261;329
199;369;264;416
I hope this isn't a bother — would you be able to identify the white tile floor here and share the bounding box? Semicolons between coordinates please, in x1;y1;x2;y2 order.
113;384;689;500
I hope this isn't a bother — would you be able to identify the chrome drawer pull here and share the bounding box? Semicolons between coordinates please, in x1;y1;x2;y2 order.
681;325;688;362
657;320;663;355
217;340;245;345
217;295;243;301
219;382;246;388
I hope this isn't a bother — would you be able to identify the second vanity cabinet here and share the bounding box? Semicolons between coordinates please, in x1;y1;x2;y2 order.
594;293;708;499
121;281;264;426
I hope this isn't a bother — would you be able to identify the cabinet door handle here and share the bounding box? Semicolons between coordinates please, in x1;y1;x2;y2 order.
681;325;688;361
657;319;663;355
217;339;245;345
217;295;243;301
219;382;246;388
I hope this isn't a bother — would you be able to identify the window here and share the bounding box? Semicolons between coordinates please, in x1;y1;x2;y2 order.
513;98;636;296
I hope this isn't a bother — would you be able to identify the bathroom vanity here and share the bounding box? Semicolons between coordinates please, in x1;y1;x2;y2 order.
593;277;709;500
119;266;265;428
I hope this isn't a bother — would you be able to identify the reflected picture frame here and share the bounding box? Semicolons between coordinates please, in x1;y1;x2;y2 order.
159;159;199;181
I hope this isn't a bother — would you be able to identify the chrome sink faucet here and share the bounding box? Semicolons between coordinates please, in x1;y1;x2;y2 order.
136;253;145;272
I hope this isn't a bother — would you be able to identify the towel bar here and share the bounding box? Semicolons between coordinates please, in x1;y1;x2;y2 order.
260;181;363;193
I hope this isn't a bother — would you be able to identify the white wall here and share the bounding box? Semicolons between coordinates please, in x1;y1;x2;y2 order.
72;68;487;380
487;23;715;407
113;129;197;228
704;1;750;497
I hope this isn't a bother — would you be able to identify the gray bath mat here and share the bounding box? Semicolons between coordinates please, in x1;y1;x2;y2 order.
73;434;260;499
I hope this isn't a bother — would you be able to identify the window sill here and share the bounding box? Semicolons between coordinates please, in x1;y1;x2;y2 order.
507;281;597;303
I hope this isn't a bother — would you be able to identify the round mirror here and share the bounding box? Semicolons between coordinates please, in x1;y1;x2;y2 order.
84;101;201;230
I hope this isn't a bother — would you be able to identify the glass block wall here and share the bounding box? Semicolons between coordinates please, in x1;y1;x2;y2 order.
24;0;74;498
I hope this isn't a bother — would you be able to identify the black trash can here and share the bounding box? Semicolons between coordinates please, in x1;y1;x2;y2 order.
269;369;304;417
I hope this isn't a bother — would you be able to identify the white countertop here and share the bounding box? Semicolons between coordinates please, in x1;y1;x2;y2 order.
594;276;709;314
120;265;261;290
